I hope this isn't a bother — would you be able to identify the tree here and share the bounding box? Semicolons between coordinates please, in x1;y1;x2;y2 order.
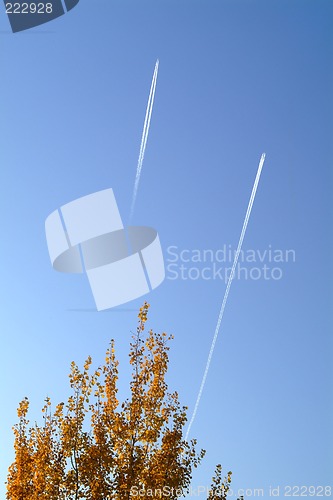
6;303;240;500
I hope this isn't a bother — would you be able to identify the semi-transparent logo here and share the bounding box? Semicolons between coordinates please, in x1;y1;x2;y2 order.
45;188;165;311
3;0;79;33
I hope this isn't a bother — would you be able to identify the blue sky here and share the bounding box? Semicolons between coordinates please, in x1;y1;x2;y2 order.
0;0;332;498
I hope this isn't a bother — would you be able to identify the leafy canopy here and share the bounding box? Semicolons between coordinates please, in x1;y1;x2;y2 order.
6;303;238;500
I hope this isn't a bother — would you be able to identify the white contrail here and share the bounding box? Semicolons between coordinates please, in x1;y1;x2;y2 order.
185;153;266;441
129;60;159;222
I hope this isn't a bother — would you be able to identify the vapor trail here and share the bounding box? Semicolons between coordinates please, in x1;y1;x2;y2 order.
185;153;266;442
129;60;159;222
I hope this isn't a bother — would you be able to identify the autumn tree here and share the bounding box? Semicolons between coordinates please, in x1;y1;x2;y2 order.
6;303;239;500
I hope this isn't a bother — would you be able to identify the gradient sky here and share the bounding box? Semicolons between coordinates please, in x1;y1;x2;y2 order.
0;1;332;498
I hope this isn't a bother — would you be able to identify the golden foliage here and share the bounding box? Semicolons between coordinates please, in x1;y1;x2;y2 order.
6;303;238;500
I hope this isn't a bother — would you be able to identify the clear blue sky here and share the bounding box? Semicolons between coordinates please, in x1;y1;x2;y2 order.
0;0;332;498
